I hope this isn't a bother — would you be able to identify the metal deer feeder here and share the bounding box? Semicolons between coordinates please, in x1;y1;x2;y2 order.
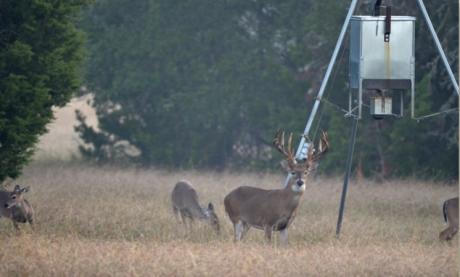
288;0;459;237
349;15;415;119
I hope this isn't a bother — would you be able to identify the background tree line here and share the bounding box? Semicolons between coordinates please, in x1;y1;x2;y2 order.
0;0;457;182
78;0;458;179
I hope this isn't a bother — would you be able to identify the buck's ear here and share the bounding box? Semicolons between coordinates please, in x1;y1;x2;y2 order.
21;186;30;193
280;160;291;172
14;185;20;191
208;202;214;211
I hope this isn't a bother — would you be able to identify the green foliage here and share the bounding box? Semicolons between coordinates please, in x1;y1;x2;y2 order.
0;0;90;181
80;0;458;179
80;0;310;169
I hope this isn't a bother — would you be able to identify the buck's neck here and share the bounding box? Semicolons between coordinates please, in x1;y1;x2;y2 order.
282;182;305;202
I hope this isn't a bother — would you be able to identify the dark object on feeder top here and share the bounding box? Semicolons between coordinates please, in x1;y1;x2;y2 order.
384;6;392;42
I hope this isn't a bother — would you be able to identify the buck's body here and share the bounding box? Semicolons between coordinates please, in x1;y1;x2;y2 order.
225;186;301;231
224;130;328;244
439;197;458;241
172;181;220;234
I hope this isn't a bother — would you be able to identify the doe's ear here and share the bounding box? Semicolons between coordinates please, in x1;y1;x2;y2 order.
208;202;214;211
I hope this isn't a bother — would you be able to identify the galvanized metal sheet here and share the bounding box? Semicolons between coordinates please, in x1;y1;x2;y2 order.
349;16;415;89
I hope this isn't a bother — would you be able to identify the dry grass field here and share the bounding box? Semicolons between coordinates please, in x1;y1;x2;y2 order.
6;97;457;275
0;163;456;276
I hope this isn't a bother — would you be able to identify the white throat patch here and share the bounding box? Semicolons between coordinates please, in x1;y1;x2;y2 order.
291;183;306;193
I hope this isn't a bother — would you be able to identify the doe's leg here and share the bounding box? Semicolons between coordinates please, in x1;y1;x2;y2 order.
172;205;180;222
179;210;187;225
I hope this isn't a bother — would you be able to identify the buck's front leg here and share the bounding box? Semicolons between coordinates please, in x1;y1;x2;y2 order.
240;222;250;240
279;228;289;245
234;221;244;242
12;220;19;231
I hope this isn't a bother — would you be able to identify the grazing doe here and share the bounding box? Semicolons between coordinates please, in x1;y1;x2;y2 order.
171;180;220;234
224;130;329;244
0;185;34;230
439;197;458;241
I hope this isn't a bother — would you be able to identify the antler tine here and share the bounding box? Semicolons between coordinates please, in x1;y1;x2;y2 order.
280;130;285;151
273;129;288;157
287;132;293;158
286;132;296;167
310;130;329;162
273;129;297;168
320;131;329;153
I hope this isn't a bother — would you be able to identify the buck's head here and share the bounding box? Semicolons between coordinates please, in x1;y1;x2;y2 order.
5;185;29;209
273;130;329;193
203;202;220;235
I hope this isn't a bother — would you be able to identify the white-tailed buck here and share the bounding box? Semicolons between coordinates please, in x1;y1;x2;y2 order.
0;184;34;230
439;197;458;241
172;180;220;234
224;129;328;244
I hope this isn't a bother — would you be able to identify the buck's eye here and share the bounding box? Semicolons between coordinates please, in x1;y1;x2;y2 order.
11;195;16;200
290;172;296;175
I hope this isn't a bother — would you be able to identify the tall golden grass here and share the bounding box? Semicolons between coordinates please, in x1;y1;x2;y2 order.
0;162;456;276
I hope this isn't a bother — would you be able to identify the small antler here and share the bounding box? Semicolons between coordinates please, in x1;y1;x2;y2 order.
307;131;329;163
273;129;296;168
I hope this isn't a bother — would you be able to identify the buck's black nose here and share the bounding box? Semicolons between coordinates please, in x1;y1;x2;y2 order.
4;204;8;208
296;180;304;186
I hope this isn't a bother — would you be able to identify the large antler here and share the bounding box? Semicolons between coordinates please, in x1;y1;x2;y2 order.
272;129;296;169
307;131;329;163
